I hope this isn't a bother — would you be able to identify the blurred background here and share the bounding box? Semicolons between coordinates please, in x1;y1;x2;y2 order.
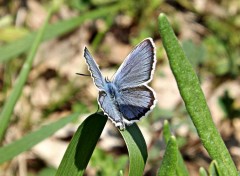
0;0;240;175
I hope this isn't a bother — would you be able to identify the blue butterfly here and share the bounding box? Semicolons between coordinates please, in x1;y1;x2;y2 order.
83;38;157;130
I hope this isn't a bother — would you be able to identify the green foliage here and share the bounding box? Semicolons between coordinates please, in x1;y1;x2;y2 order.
56;113;107;176
0;26;28;42
209;160;220;176
199;160;221;176
68;0;89;11
158;13;238;175
0;5;54;142
56;113;148;176
199;167;208;176
38;167;57;176
72;102;90;114
92;15;116;51
151;106;174;121
205;16;240;47
182;40;206;69
158;136;178;176
0;3;122;62
203;36;230;76
119;123;148;176
201;34;240;77
163;120;171;143
0;113;79;164
91;148;128;176
163;120;189;176
218;90;240;119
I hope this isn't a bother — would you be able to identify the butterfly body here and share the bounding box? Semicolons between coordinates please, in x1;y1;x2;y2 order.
99;81;126;129
104;81;118;99
83;38;157;130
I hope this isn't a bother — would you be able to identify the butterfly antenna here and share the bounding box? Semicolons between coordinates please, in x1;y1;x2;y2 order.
76;73;91;76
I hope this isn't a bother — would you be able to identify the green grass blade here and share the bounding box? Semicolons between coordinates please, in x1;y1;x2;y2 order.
55;113;107;176
163;120;171;143
0;4;122;62
158;136;178;176
0;113;79;164
0;7;54;142
209;160;220;176
163;120;189;176
119;124;148;176
158;13;238;175
199;167;208;176
92;14;116;51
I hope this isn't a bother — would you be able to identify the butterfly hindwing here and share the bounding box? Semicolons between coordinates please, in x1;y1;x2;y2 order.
116;85;156;124
98;91;125;128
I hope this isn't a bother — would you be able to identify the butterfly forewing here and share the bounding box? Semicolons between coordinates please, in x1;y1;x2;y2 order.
113;38;156;90
84;47;105;91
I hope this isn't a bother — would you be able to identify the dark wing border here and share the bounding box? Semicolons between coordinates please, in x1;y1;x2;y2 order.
118;85;157;125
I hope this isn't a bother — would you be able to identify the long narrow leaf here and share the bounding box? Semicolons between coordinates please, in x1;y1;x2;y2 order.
0;6;54;142
163;120;189;176
199;167;208;176
0;113;79;164
0;4;122;62
163;120;171;143
209;160;220;176
120;124;148;176
158;13;238;175
158;136;178;176
55;113;107;176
